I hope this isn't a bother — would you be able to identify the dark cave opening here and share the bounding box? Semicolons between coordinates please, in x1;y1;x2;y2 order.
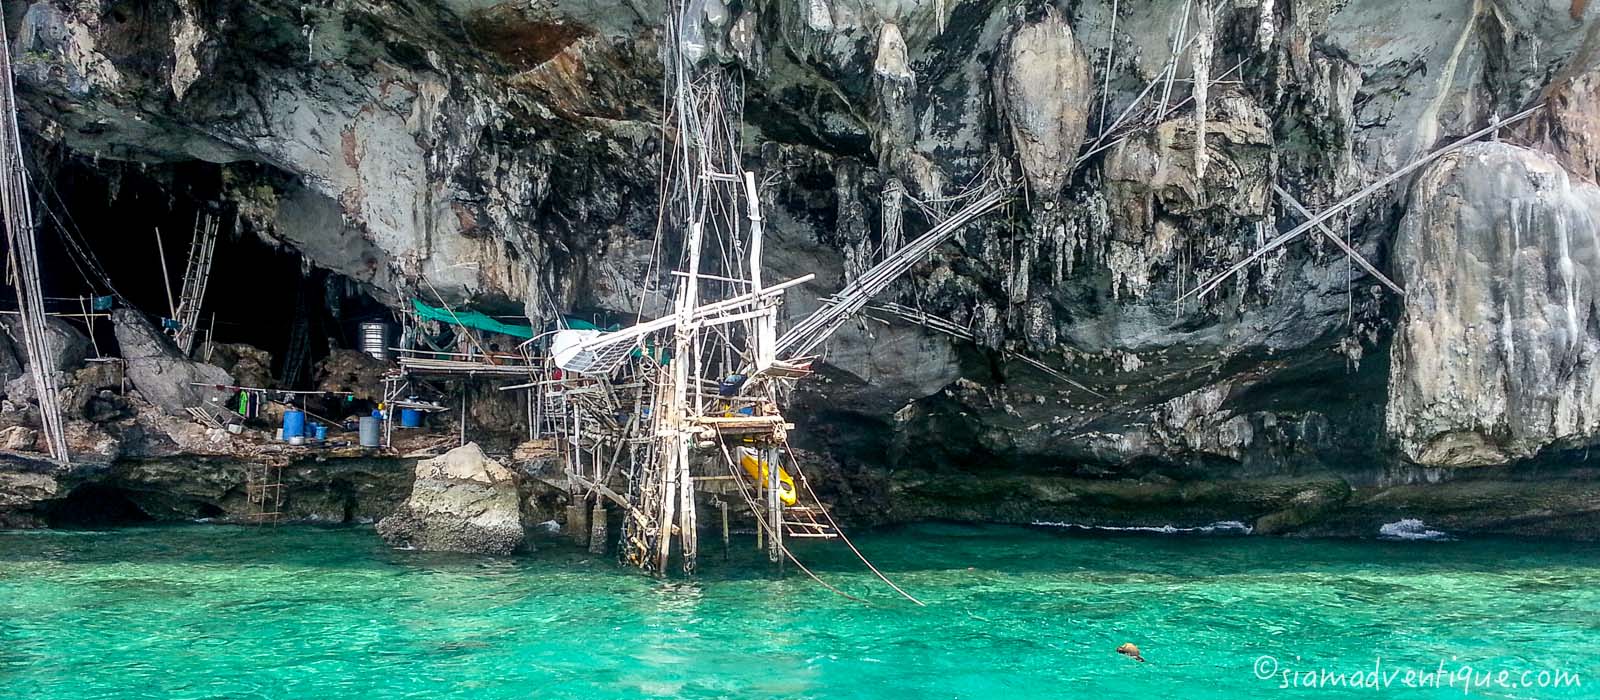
12;152;393;388
45;483;154;527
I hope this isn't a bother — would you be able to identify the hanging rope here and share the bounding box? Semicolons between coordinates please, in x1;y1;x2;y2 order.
777;434;926;606
715;439;867;604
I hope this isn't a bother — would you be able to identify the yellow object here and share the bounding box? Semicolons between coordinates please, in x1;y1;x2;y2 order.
738;447;797;506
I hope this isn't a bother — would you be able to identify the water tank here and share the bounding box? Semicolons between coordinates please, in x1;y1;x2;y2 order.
358;416;381;447
358;321;391;361
282;410;306;439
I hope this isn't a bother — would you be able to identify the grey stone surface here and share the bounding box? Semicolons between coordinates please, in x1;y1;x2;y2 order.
996;6;1092;202
377;443;525;554
111;309;233;416
1388;142;1600;466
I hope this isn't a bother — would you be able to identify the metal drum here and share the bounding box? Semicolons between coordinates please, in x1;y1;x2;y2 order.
358;416;381;447
358;321;391;361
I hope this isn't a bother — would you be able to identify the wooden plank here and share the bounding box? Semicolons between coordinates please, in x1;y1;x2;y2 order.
692;415;785;426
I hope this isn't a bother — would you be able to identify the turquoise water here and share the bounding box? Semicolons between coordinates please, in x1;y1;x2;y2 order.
2;524;1596;699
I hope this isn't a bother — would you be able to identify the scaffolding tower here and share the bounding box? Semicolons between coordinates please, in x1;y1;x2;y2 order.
0;13;68;463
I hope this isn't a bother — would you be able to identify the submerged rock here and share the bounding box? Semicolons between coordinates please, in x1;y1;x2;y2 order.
377;443;524;555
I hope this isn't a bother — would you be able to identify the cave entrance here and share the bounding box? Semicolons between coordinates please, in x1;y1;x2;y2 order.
45;483;155;527
14;153;392;389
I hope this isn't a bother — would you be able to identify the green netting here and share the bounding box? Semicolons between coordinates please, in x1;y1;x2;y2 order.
410;299;535;339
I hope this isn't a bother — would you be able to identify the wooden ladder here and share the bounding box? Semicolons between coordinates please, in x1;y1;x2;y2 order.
782;504;838;539
170;212;220;356
245;463;284;525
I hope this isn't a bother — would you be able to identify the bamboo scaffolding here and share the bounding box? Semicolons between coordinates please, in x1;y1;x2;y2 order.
1183;104;1542;301
0;20;68;463
1271;184;1405;296
778;179;1014;359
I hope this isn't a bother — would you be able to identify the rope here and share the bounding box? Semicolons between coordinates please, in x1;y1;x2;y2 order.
714;439;866;604
29;162;133;305
778;434;926;606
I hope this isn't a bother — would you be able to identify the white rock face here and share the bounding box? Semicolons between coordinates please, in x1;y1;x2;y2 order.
996;7;1092;201
377;443;525;554
1387;142;1600;466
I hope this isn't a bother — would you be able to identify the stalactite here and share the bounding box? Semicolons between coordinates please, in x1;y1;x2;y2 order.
1257;0;1276;54
873;22;916;176
834;163;871;282
728;10;761;70
977;301;1004;349
1050;212;1069;284
881;178;904;257
1009;223;1033;304
1023;298;1056;349
997;6;1091;202
804;0;834;32
1192;6;1213;183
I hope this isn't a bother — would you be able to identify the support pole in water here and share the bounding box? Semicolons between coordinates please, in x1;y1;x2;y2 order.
588;502;607;555
567;498;590;547
720;499;730;561
766;446;782;564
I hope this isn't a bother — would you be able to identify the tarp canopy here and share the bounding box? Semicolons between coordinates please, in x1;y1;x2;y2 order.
410;299;535;339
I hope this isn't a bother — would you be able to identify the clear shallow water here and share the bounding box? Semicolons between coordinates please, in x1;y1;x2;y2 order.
2;524;1597;699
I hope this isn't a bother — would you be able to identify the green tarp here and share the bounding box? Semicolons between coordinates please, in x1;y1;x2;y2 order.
411;299;536;339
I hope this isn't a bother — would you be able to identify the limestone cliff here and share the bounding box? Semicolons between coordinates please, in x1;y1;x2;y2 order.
5;0;1600;537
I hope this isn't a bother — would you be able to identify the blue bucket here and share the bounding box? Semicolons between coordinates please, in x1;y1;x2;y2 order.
282;411;306;439
313;424;328;441
400;408;423;428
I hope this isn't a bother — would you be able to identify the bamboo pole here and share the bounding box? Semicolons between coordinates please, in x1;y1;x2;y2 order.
1183;104;1542;301
766;446;782;564
720;499;730;561
0;23;68;463
1271;184;1405;295
154;227;175;320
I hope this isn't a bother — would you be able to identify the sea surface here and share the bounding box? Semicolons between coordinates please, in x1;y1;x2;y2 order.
2;523;1596;699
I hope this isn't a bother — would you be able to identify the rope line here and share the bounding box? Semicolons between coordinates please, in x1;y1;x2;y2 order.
778;434;926;607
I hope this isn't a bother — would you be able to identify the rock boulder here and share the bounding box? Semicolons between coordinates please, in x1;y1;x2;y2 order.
111;309;233;415
377;442;524;554
1;316;92;403
0;315;90;374
1387;142;1600;466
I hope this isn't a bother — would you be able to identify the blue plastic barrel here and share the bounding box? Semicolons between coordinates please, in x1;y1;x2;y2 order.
400;408;422;428
313;424;328;441
282;411;307;439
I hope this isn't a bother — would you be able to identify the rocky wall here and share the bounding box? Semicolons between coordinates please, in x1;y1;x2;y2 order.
4;0;1600;535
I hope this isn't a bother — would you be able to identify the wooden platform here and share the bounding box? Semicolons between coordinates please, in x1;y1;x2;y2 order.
690;415;792;437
